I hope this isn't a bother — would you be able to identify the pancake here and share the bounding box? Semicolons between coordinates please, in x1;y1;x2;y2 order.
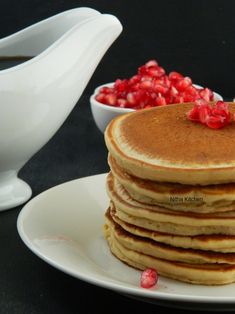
107;173;235;235
105;210;235;264
110;208;235;253
104;218;235;285
109;154;235;213
105;103;235;185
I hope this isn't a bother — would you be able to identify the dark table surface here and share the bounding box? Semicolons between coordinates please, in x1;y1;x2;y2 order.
0;1;235;313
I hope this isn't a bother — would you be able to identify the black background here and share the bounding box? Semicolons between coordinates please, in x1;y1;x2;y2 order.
1;0;235;99
0;1;234;313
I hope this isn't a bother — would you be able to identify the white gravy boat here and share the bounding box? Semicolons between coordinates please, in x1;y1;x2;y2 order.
0;7;122;210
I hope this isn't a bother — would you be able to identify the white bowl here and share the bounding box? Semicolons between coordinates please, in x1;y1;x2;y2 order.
90;82;223;133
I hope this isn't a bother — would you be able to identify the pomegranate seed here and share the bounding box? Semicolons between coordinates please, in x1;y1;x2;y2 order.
175;77;192;92
199;88;213;102
216;100;229;109
187;100;209;121
173;95;184;104
99;86;113;94
212;101;231;124
114;79;128;92
169;71;183;81
105;94;117;106
199;105;212;124
127;92;139;107
139;80;152;90
169;86;178;97
129;75;141;85
130;83;140;91
187;105;200;121
140;75;152;82
138;65;147;75
95;93;106;103
145;60;158;67
95;60;216;109
185;85;199;97
187;100;231;129
194;99;208;107
150;92;157;99
214;101;229;115
116;98;127;108
163;76;171;87
155;95;166;106
148;66;165;77
140;268;158;288
114;79;122;87
206;115;226;129
152;82;168;94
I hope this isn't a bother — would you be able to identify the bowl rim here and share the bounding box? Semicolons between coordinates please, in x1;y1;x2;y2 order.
90;82;223;112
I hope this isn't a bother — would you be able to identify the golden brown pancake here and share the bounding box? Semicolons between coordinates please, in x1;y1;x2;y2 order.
109;154;235;213
105;103;235;185
105;210;235;264
107;173;235;236
107;206;235;253
104;218;235;285
109;208;235;253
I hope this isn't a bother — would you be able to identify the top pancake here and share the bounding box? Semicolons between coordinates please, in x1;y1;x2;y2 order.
105;103;235;185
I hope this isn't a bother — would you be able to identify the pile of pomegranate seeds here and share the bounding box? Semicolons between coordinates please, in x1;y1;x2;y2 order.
187;100;231;129
140;268;158;288
95;60;214;109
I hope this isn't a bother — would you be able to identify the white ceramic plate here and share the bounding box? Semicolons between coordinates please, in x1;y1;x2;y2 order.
17;173;235;311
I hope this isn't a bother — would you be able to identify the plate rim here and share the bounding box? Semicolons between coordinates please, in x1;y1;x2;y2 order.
17;173;235;305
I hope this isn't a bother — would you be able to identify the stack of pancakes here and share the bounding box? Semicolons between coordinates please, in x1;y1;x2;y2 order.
103;102;235;285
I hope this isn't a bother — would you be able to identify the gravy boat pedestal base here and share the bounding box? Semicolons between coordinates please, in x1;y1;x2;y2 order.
0;173;32;211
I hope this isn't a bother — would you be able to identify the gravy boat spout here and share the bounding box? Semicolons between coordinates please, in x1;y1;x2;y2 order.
0;8;122;210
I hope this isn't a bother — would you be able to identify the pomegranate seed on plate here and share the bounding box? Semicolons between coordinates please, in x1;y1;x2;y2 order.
140;268;158;288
